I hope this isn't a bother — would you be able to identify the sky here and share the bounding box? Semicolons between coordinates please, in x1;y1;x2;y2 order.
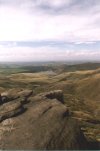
0;0;100;62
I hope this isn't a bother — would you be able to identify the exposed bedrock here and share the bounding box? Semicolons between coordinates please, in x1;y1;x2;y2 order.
0;89;95;150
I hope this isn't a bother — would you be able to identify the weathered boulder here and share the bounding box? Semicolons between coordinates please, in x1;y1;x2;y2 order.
17;89;33;98
0;101;24;122
1;91;19;103
1;89;33;104
38;90;64;103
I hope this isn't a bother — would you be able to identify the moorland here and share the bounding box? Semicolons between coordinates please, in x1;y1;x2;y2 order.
0;61;100;150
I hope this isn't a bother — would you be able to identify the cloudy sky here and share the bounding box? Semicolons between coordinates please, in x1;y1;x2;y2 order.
0;0;100;62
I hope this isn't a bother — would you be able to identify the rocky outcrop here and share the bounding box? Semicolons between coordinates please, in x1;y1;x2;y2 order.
44;90;64;103
0;89;90;150
0;101;24;122
1;89;33;104
0;89;33;123
17;89;33;98
1;91;19;103
38;90;64;103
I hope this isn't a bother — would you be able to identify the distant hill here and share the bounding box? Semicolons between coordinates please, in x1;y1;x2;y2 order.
59;62;100;72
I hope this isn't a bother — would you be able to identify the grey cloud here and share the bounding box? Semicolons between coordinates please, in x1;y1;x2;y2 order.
0;0;100;15
0;0;100;43
33;0;100;15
